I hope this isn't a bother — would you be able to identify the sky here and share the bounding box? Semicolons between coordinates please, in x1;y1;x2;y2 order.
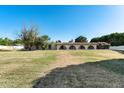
0;5;124;42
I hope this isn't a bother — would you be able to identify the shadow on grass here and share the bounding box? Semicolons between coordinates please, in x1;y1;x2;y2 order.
33;59;124;88
113;50;124;54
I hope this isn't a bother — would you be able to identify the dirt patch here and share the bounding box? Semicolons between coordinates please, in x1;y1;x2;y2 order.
54;51;82;67
39;51;83;77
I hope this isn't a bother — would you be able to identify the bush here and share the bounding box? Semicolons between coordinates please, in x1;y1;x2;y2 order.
97;43;110;49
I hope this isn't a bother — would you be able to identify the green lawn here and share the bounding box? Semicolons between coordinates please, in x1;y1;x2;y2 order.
0;50;124;88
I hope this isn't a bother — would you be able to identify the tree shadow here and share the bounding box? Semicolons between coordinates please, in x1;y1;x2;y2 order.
113;50;124;54
33;59;124;88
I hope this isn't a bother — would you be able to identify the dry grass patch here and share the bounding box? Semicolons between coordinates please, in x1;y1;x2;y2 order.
0;50;124;87
0;50;58;88
69;50;124;62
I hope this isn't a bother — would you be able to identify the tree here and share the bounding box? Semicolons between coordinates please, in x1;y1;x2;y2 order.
56;40;61;43
13;39;23;45
18;26;51;50
90;32;124;46
0;38;13;46
35;35;50;50
69;39;73;43
75;36;87;42
90;37;100;42
40;35;50;50
19;26;38;50
5;38;13;45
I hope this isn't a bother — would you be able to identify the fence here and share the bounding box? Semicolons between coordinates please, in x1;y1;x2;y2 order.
110;46;124;51
0;45;24;50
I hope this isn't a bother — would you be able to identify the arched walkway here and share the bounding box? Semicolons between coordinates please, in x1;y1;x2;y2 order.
69;45;76;50
59;45;67;50
88;45;94;49
79;45;85;50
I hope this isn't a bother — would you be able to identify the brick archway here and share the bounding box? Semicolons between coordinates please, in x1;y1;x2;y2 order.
69;45;76;50
79;45;85;49
88;45;94;49
59;45;67;50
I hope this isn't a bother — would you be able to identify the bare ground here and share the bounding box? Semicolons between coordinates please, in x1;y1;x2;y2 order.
39;51;83;77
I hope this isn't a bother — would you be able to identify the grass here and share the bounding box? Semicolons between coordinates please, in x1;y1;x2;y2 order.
70;50;124;62
0;50;124;87
0;50;58;88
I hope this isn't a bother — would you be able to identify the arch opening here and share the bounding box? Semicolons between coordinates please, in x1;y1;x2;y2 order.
59;45;67;50
88;45;94;49
79;45;85;50
69;45;76;50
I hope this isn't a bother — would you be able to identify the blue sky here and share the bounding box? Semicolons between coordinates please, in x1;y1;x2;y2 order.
0;5;124;41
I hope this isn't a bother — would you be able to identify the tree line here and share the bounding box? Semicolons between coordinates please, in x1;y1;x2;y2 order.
0;26;50;50
0;38;23;46
0;26;88;51
90;32;124;46
0;26;124;50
